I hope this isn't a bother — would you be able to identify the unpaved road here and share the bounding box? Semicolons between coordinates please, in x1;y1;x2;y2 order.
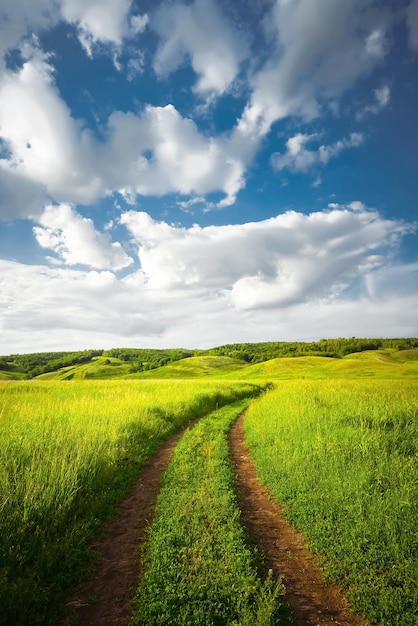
60;409;367;626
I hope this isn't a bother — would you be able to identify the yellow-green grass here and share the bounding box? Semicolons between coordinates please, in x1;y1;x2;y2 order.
28;349;418;382
34;355;249;381
35;356;133;380
244;379;418;625
133;400;289;626
226;349;418;380
130;355;249;379
0;379;262;625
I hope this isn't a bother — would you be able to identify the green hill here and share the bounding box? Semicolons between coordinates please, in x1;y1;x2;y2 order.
4;347;418;382
35;357;133;380
129;356;248;379
227;349;418;380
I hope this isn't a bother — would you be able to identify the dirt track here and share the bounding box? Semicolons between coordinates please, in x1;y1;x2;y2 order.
60;410;366;626
59;426;189;626
229;412;365;626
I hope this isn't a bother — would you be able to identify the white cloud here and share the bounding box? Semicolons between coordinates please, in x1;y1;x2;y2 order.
356;84;390;119
101;105;246;206
239;0;391;136
33;203;133;270
0;50;101;208
271;132;364;173
60;0;147;55
0;52;246;218
1;255;418;355
120;204;414;310
0;0;146;69
0;0;59;74
152;0;248;97
407;0;418;50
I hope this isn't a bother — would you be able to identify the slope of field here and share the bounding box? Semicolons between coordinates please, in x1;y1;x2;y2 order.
35;356;133;380
34;356;248;381
227;348;418;380
130;355;248;379
22;348;418;381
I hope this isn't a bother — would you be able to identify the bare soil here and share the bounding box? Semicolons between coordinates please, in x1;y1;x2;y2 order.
229;412;367;626
59;424;192;626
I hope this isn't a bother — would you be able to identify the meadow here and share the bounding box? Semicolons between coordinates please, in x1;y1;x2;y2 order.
0;379;262;625
244;379;418;625
133;400;290;626
1;347;417;625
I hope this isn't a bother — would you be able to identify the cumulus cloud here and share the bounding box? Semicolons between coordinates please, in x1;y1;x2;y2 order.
0;0;146;70
0;0;58;74
0;51;246;219
152;0;248;97
0;49;101;207
2;253;418;355
270;132;364;173
101;105;246;206
33;203;133;270
120;204;414;309
239;0;390;136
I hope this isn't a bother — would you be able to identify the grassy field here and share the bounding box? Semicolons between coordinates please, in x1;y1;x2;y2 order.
0;379;262;626
133;400;289;626
244;379;418;625
1;348;417;625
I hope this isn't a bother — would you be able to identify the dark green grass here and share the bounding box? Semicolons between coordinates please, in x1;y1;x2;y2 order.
132;401;291;626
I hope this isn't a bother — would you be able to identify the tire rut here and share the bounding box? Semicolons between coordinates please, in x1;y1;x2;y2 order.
229;412;367;626
59;421;196;626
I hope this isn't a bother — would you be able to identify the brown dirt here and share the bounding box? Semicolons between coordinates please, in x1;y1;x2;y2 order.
59;423;194;626
229;412;367;626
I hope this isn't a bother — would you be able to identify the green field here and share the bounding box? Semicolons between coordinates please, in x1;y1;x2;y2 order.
0;379;262;625
134;400;289;626
245;379;418;625
1;345;417;625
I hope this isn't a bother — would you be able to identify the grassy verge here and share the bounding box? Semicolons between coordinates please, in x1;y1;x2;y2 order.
0;380;261;625
132;400;290;626
244;379;418;626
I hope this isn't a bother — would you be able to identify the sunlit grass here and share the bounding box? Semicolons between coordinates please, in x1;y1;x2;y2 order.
133;400;289;626
0;379;261;625
244;379;418;625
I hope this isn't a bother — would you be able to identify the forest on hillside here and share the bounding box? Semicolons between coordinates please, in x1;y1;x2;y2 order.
1;337;418;379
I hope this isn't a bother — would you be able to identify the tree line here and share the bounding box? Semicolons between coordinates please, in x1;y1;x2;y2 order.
1;338;418;377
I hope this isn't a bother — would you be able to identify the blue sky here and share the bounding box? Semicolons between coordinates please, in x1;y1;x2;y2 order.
1;0;417;354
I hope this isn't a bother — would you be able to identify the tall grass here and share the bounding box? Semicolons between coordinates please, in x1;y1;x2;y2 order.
244;379;418;626
0;380;261;625
133;400;289;626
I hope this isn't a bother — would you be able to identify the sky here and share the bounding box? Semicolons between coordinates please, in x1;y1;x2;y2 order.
1;0;418;355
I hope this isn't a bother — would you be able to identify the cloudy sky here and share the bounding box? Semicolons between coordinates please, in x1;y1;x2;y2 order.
1;0;418;354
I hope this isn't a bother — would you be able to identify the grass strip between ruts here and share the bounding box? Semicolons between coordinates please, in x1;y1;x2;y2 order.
132;400;290;626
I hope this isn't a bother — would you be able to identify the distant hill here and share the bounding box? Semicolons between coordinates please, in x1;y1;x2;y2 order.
1;340;418;381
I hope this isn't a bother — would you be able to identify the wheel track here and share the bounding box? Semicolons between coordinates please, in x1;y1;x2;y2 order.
59;422;194;626
229;411;367;626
